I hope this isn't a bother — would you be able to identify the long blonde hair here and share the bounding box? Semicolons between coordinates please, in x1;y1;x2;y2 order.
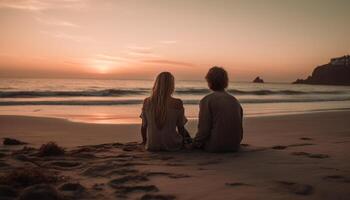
150;72;175;129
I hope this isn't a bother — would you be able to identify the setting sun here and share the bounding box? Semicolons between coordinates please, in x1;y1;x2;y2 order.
90;59;116;74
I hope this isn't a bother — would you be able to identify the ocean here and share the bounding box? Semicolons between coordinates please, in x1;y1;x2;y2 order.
1;78;350;124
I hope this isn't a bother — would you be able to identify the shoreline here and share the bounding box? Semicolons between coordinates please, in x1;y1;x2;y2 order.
1;110;350;147
1;110;350;199
1;106;350;125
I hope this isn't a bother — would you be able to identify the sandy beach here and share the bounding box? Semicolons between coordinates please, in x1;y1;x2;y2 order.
0;111;349;199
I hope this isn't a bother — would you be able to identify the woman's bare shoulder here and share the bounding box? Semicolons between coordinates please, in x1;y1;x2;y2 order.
169;98;183;109
143;97;151;107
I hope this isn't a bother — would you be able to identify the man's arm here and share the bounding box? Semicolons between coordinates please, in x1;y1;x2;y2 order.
194;98;212;148
239;105;244;142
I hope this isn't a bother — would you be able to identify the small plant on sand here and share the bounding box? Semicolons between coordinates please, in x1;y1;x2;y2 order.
0;167;57;188
38;142;65;157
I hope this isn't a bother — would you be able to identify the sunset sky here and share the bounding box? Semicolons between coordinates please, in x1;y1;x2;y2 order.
0;0;349;82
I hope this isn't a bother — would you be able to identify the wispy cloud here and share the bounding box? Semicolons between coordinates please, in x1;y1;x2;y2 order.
0;0;86;11
126;45;161;58
40;31;93;43
0;0;48;11
127;51;160;58
35;17;79;28
159;40;178;45
95;54;132;62
53;32;93;43
127;46;153;53
142;59;196;67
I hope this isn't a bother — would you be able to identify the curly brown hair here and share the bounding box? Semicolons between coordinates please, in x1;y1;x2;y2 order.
205;66;229;91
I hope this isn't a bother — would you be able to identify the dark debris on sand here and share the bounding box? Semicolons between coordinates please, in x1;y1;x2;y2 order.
38;142;65;157
271;143;314;150
59;182;85;192
18;184;62;200
276;181;314;195
299;137;313;141
141;194;176;200
109;175;149;187
323;175;350;183
0;185;18;199
271;145;287;150
114;185;159;198
226;182;253;187
0;167;64;200
291;152;329;159
3;138;27;145
0;167;58;188
12;146;36;155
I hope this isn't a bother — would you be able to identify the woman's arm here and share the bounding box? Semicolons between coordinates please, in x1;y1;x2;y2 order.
178;126;190;137
141;125;147;144
140;98;148;145
176;99;192;144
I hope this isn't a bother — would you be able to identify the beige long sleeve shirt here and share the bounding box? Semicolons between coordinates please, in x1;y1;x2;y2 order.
194;91;243;152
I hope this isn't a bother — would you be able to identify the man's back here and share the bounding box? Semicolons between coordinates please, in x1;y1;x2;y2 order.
194;91;243;152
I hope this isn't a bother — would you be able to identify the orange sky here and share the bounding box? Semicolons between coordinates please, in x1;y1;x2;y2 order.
0;0;349;82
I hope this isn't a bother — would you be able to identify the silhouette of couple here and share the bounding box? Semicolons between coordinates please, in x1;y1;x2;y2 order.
140;67;243;152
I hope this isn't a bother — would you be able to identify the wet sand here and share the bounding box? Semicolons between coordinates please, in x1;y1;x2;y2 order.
0;111;350;199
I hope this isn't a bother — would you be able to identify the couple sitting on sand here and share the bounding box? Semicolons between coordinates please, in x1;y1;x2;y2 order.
140;67;243;152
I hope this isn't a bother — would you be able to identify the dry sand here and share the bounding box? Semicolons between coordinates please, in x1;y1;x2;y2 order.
0;111;350;199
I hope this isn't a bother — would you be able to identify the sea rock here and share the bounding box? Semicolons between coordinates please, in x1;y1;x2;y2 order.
3;138;27;145
253;76;264;83
293;55;350;86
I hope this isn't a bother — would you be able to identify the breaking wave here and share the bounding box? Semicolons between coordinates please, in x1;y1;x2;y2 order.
1;97;350;106
0;88;344;98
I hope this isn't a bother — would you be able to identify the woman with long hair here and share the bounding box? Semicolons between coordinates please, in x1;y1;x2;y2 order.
140;72;191;151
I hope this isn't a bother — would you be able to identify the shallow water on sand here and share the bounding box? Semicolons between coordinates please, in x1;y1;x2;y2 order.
1;78;350;124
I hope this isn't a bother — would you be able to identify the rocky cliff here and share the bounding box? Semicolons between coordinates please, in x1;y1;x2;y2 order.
293;55;350;86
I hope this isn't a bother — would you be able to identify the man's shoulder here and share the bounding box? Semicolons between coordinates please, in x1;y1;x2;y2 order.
201;91;241;104
200;93;215;103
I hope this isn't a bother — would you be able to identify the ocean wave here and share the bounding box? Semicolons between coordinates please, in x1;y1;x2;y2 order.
0;88;345;98
1;97;350;106
0;89;148;98
178;88;344;95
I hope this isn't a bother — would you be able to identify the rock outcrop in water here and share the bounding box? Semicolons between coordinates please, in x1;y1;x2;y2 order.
293;55;350;86
253;76;264;83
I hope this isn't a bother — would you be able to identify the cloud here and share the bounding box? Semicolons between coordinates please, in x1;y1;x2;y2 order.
53;33;93;43
159;40;178;45
0;0;86;12
40;31;93;43
142;59;197;68
95;54;132;62
126;46;153;53
0;0;48;11
127;52;160;58
63;60;82;66
125;45;161;58
35;17;80;28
